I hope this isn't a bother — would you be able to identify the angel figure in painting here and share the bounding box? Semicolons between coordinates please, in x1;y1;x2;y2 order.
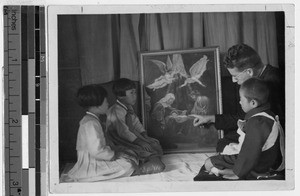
180;55;209;88
191;95;210;115
147;54;187;91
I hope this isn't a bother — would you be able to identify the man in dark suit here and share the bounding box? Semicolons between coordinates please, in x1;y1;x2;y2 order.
192;43;285;152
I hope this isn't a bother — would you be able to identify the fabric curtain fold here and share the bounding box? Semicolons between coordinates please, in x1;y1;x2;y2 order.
148;13;205;51
75;15;116;85
203;12;241;53
255;12;278;67
60;12;280;84
119;14;141;81
242;12;278;67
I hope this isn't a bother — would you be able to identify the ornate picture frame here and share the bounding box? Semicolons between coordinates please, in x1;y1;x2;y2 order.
140;47;223;153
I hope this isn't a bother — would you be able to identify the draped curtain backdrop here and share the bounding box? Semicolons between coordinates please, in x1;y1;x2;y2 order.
57;12;283;164
58;12;279;85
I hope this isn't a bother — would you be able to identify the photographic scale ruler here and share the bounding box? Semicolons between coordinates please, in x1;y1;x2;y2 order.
3;6;46;196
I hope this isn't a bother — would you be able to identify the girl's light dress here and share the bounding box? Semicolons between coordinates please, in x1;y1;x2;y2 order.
68;112;136;182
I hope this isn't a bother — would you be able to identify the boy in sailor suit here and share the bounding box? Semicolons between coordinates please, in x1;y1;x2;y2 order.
194;77;284;180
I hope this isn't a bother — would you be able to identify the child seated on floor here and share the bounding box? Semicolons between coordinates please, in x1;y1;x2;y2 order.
68;84;138;182
193;78;285;181
106;78;165;175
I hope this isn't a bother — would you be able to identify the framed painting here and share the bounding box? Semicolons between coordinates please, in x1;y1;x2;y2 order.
140;47;223;153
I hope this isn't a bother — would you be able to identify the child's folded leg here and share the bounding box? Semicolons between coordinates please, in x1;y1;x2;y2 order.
194;157;232;181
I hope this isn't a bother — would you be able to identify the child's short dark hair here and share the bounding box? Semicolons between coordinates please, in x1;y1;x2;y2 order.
223;43;263;74
76;84;107;108
240;77;269;106
113;78;136;97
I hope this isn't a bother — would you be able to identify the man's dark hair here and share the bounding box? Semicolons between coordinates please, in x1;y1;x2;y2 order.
223;43;263;75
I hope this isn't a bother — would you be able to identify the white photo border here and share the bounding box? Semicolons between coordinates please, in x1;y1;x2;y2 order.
47;4;295;193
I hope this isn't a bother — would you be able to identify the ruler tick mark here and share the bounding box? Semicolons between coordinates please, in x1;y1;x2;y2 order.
4;6;46;195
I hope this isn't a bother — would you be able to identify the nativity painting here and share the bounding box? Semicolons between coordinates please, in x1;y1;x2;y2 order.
140;47;223;153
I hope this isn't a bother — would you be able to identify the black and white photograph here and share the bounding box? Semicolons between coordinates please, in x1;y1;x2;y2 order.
140;47;222;153
46;3;294;194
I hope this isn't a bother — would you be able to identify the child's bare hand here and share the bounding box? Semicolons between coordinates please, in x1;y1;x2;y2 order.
140;141;152;151
134;138;153;151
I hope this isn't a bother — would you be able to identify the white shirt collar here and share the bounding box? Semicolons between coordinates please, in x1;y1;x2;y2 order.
86;111;99;121
116;99;128;110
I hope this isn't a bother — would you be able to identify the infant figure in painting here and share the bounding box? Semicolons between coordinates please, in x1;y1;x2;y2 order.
152;93;188;128
67;84;138;182
150;92;189;149
151;93;176;130
106;78;165;175
193;78;285;181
